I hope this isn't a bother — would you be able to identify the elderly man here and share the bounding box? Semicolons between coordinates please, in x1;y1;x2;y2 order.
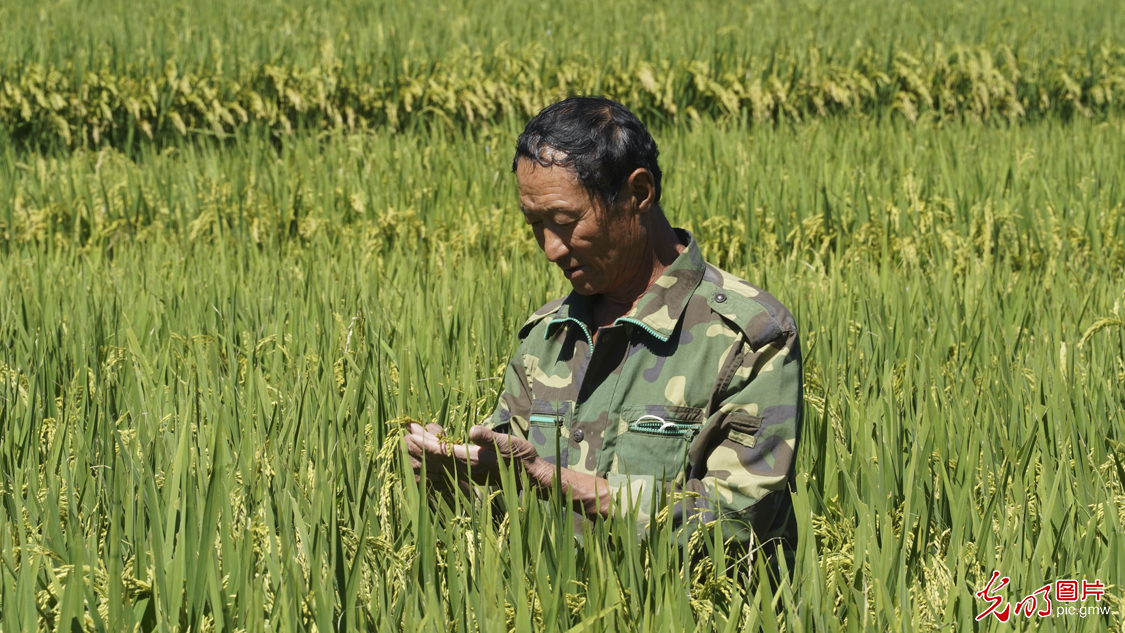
405;96;802;557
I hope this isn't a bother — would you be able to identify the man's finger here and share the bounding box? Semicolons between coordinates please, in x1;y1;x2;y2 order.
403;434;424;457
470;424;518;456
425;423;444;434
440;441;480;462
408;429;450;456
468;424;497;447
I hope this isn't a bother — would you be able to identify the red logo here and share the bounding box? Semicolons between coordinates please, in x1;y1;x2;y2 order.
977;571;1108;621
1013;585;1051;618
1056;580;1079;602
975;571;1011;622
1082;580;1105;602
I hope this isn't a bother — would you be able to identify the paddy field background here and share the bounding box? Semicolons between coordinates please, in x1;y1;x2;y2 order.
1;0;1124;630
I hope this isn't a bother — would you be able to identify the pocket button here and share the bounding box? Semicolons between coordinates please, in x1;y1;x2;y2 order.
571;429;584;442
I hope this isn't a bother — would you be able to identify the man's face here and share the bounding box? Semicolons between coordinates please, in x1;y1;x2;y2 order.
516;158;642;297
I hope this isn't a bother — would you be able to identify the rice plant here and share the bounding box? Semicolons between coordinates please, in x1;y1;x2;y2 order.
1;1;1124;630
0;116;1123;630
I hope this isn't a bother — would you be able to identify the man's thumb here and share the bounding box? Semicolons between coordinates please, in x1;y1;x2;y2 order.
468;425;497;447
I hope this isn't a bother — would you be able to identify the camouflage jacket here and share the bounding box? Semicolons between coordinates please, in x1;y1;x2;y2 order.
487;229;802;550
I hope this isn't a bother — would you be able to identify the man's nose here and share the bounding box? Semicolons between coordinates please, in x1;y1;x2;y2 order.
541;229;569;263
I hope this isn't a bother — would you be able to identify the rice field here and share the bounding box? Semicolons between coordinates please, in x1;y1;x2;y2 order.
1;1;1125;631
5;0;1125;149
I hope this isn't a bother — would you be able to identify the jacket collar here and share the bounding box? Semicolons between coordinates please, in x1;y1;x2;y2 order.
546;229;706;343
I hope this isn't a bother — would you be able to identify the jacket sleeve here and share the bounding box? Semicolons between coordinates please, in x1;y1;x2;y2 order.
682;323;802;548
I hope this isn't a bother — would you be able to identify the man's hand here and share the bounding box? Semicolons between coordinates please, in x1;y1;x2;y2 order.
404;423;549;487
403;422;613;518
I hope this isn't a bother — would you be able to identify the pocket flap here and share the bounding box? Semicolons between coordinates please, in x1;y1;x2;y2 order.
686;410;763;465
621;404;705;425
621;405;704;438
526;400;575;467
725;412;762;448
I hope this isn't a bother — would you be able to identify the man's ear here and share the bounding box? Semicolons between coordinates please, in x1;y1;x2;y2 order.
624;168;657;214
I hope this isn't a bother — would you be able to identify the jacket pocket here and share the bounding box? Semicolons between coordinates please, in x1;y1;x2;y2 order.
724;412;762;448
612;405;704;482
685;410;764;469
527;399;573;467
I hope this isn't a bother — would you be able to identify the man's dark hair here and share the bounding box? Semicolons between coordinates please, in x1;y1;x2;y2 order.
512;96;662;207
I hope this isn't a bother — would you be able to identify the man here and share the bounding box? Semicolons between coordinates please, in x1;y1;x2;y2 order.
405;96;802;558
